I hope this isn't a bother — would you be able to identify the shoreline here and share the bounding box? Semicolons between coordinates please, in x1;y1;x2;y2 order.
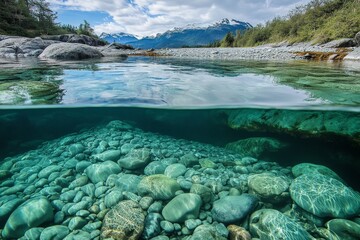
1;34;359;61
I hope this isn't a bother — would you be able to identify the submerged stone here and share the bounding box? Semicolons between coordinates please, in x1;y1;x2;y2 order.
292;163;343;182
162;193;202;223
326;219;360;240
39;225;70;240
2;198;54;239
226;137;285;158
211;194;258;224
250;209;314;240
101;200;145;240
142;213;163;239
118;148;151;170
248;173;290;204
137;174;180;200
290;174;360;218
85;161;121;183
92;150;121;162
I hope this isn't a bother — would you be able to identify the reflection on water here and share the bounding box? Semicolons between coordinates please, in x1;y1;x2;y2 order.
0;57;359;107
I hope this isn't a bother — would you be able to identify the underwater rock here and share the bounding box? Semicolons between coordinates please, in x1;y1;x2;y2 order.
22;227;44;240
250;209;314;240
0;80;63;105
142;213;163;239
39;225;70;240
144;161;168;175
292;163;343;182
0;198;24;226
101;200;145;240
248;172;290;204
326;219;360;240
290;174;360;218
162;193;202;223
199;158;216;168
188;224;227;240
180;153;199;167
85;161;121;183
211;194;258;224
226;137;285;158
227;225;251;240
92;150;121;162
114;173;142;193
104;190;123;208
2;198;54;239
118;148;151;170
164;163;187;178
39;43;103;60
137;174;180;200
226;109;360;143
190;184;213;203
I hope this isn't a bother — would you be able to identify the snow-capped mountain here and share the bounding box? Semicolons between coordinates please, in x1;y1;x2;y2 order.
99;18;252;49
99;32;139;44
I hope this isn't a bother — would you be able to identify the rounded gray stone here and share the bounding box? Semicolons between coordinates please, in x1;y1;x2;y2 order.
39;43;103;60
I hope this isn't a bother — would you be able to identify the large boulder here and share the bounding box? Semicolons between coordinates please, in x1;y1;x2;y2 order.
290;174;360;218
41;34;106;46
326;219;360;240
2;198;54;239
137;174;180;200
39;43;103;60
101;200;145;240
211;194;258;224
322;38;356;48
162;193;202;223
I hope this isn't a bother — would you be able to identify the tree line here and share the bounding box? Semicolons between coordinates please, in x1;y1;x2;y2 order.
0;0;97;37
218;0;360;47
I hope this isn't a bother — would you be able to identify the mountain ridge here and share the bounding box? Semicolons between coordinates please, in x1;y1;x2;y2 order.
100;18;252;49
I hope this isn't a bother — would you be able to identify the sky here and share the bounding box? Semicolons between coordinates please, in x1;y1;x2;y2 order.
49;0;313;37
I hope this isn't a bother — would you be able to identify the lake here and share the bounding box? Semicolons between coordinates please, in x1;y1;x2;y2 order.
0;56;359;239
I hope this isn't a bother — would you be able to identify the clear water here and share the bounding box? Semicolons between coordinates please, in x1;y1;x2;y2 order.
0;56;359;239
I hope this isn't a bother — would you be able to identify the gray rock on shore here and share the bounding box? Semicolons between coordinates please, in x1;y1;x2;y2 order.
39;43;103;60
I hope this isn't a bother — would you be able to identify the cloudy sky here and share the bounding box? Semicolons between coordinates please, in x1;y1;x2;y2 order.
49;0;312;37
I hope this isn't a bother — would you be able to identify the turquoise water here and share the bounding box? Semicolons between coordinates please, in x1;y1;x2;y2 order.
0;57;360;239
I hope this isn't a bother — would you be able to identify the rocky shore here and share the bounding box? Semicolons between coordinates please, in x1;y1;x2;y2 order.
0;120;360;240
1;33;360;61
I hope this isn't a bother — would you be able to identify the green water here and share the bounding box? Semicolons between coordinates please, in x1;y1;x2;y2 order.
0;57;359;239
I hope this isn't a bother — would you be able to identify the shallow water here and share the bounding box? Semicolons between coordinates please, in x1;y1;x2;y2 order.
0;57;359;239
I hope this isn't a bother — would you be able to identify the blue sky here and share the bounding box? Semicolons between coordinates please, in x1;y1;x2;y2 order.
50;0;312;36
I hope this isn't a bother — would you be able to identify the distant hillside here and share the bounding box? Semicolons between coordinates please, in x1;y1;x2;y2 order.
99;32;139;44
220;0;360;47
100;19;252;49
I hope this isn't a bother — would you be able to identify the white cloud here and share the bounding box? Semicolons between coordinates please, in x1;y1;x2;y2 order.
49;0;313;36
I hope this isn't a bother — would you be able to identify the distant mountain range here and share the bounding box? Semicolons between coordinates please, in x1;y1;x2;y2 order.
99;18;252;49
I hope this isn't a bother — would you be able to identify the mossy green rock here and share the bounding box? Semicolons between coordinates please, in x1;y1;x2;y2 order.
250;209;314;240
137;174;180;200
292;163;343;182
162;193;202;223
290;174;360;218
2;198;53;239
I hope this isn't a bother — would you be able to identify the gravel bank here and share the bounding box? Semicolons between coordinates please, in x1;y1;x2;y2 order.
155;44;359;61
